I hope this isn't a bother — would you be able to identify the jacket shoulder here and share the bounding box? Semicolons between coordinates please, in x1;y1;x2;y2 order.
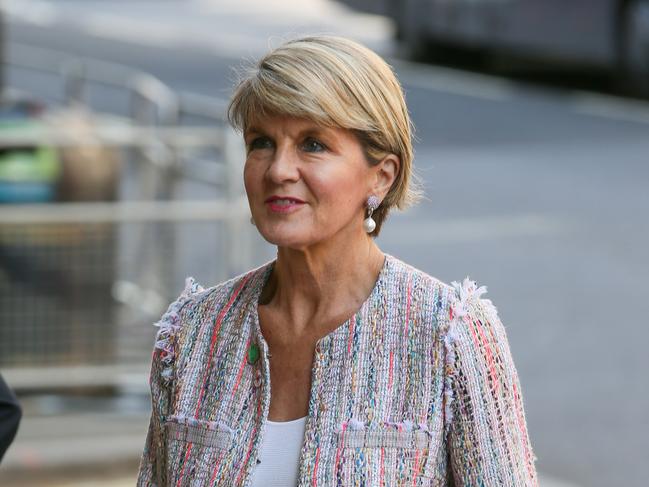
177;260;273;317
385;256;502;340
385;255;458;320
150;276;207;383
151;262;271;382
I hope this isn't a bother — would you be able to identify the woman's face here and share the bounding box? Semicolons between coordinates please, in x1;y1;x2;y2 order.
243;114;378;250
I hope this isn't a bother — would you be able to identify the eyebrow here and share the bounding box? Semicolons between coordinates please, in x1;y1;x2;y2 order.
244;124;332;139
244;125;262;136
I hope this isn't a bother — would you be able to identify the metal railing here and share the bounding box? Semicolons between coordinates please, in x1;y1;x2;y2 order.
0;43;255;389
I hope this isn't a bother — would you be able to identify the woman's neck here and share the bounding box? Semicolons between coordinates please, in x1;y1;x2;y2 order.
260;236;385;338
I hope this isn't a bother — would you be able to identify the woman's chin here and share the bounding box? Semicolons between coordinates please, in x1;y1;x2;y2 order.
257;225;303;247
256;224;316;249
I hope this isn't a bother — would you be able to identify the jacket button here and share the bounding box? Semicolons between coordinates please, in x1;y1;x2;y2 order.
248;343;260;364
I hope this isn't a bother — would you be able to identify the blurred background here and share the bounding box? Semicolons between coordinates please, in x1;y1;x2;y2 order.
0;0;647;486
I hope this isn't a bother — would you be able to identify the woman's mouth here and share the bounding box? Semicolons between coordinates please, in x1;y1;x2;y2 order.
265;197;305;213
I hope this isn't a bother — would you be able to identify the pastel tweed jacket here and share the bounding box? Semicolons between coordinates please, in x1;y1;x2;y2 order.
137;253;538;486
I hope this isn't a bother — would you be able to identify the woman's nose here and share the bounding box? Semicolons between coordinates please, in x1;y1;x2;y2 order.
266;144;300;183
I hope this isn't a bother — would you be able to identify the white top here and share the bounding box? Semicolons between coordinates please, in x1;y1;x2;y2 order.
249;415;308;487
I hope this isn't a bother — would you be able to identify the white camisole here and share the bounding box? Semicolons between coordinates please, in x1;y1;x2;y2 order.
249;415;308;486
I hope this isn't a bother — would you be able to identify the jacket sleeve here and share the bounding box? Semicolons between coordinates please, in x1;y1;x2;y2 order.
137;277;204;486
443;277;538;487
137;342;168;486
0;374;22;463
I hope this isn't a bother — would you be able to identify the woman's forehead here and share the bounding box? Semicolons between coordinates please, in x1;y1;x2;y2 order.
244;114;340;135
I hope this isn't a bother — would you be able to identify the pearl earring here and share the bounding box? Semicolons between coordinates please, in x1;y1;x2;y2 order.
363;195;380;233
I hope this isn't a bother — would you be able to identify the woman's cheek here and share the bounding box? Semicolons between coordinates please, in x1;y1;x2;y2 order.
243;162;260;200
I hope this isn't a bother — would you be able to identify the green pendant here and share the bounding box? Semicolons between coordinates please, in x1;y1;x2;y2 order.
247;343;260;364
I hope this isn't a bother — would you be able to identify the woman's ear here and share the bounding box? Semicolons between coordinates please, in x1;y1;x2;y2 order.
372;154;400;199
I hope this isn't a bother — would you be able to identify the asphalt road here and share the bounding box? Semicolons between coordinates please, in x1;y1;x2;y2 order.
3;1;649;486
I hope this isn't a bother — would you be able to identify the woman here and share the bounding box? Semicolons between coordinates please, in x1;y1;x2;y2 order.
137;36;538;486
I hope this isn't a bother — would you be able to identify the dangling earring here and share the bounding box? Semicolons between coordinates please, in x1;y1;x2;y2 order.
250;215;256;226
363;195;380;233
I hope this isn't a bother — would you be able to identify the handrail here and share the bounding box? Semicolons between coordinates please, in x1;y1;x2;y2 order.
0;199;249;224
0;120;226;148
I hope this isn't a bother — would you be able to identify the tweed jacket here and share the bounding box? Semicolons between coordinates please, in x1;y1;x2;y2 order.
137;253;538;486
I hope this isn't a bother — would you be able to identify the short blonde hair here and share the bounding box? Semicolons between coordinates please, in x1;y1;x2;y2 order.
227;35;421;236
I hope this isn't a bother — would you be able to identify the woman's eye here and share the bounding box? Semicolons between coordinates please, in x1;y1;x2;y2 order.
248;137;273;151
302;138;326;153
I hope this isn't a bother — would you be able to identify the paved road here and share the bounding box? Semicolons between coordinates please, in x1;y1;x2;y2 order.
3;1;649;486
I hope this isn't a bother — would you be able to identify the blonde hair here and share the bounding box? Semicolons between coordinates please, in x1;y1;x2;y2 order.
227;35;421;236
